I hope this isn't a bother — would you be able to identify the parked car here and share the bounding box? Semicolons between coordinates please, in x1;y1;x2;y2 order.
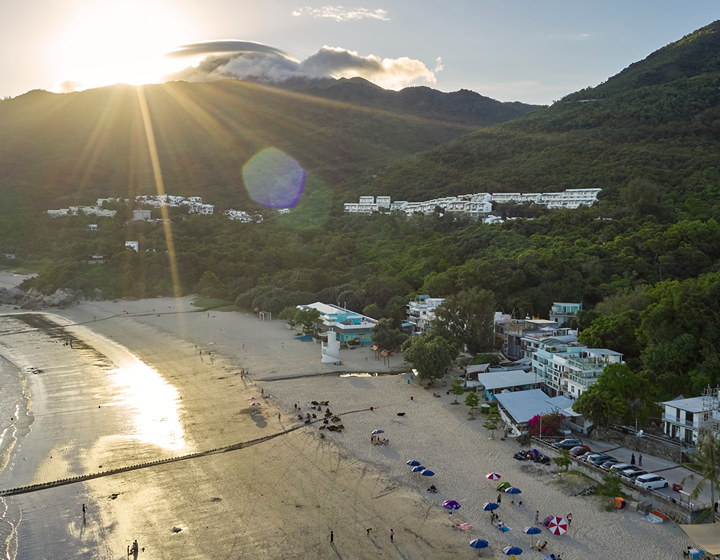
588;454;616;466
553;438;583;450
635;474;669;490
600;458;621;470
621;469;648;481
577;452;595;462
609;463;634;474
580;453;605;463
569;446;592;457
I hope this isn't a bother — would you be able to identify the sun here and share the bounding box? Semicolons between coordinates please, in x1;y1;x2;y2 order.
50;0;196;91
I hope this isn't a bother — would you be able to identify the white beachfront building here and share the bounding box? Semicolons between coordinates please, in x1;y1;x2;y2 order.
660;393;720;445
406;295;445;335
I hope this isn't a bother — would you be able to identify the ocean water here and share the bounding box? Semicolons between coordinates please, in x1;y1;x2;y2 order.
0;312;186;559
0;348;31;560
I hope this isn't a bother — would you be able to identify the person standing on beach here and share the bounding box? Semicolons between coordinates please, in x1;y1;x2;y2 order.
82;503;86;523
242;341;245;349
497;493;501;504
330;530;334;544
367;528;372;536
390;529;394;542
567;513;573;524
535;511;539;525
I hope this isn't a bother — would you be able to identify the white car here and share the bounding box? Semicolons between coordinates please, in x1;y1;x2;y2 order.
635;474;669;490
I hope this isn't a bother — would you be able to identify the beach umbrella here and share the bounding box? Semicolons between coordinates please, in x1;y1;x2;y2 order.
548;516;568;536
372;430;385;434
411;466;425;473
496;481;511;490
247;397;256;400
502;545;523;556
249;402;261;407
470;539;489;549
523;526;541;548
482;502;499;511
505;487;522;494
406;460;421;467
421;469;435;477
442;500;461;511
485;472;501;480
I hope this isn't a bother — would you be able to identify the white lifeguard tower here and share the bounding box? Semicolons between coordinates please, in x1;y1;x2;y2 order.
321;331;341;364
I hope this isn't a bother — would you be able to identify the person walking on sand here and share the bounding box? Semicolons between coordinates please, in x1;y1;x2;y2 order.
242;341;245;349
497;493;502;504
278;413;281;421
367;528;372;536
82;503;86;523
535;510;540;525
390;529;394;542
330;530;334;544
567;513;573;524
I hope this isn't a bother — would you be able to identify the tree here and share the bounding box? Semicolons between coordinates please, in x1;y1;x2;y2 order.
278;306;297;322
401;333;456;383
578;310;643;369
683;432;720;524
483;406;502;439
293;308;320;330
371;318;408;351
450;380;465;404
465;391;480;418
553;450;572;471
433;288;496;353
572;363;654;426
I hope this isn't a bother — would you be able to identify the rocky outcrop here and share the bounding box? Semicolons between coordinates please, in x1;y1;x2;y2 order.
0;287;86;310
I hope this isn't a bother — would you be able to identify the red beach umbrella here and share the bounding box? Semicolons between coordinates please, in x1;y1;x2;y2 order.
485;472;501;480
548;516;568;536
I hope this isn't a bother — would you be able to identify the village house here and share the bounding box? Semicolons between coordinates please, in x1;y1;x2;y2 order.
660;391;720;445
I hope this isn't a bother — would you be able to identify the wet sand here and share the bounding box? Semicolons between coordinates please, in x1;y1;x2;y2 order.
0;298;696;559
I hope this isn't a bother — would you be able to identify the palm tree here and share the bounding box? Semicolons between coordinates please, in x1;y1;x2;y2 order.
683;432;720;523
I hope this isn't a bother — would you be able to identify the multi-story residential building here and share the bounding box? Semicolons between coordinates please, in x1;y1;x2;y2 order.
345;193;492;219
546;347;623;399
495;317;561;360
660;391;720;445
406;295;445;334
491;188;601;209
549;302;582;325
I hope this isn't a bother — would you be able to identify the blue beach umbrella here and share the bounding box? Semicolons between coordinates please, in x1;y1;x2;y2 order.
482;502;499;511
505;487;522;494
523;526;541;548
503;545;523;556
421;469;435;477
470;539;489;549
406;460;421;467
372;429;384;434
442;500;461;511
411;466;425;473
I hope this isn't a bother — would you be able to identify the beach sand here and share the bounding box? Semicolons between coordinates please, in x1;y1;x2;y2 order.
0;297;694;559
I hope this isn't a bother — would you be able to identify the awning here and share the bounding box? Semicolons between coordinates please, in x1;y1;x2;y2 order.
680;524;720;554
401;322;413;327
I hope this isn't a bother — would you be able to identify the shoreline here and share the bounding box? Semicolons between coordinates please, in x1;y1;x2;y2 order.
0;298;698;559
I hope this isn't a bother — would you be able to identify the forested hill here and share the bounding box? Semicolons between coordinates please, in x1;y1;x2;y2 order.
0;79;485;216
299;78;540;127
350;20;720;206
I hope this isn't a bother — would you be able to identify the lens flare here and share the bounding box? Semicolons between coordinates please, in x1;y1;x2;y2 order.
242;148;306;208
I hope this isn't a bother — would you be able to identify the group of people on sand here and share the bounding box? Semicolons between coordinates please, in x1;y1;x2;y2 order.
371;435;389;445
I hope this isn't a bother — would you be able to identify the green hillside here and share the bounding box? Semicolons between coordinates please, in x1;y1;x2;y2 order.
0;79;480;214
351;20;720;206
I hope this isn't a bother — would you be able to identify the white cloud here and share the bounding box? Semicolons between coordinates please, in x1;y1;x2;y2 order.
434;57;444;73
292;6;389;21
165;42;436;90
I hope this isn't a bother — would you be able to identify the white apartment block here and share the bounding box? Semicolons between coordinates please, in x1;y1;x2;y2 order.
491;188;601;209
345;193;492;219
406;295;445;334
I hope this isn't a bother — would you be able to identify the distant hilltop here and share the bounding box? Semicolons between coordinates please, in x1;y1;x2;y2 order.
344;188;601;218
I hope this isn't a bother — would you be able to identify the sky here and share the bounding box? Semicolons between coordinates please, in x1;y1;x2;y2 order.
0;0;718;105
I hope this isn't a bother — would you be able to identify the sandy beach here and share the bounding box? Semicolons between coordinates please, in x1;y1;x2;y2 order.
0;296;697;559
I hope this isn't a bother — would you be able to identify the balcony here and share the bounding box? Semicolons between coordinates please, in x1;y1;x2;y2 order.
662;414;694;428
567;373;597;388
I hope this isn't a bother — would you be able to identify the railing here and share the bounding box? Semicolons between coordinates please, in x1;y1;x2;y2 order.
661;414;694;428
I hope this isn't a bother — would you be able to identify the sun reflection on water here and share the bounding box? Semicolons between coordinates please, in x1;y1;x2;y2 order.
109;360;185;451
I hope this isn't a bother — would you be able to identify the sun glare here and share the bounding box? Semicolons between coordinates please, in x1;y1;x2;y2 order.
50;0;195;91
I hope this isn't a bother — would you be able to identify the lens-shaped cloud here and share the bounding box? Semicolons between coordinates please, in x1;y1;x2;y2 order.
165;40;437;90
242;148;306;208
